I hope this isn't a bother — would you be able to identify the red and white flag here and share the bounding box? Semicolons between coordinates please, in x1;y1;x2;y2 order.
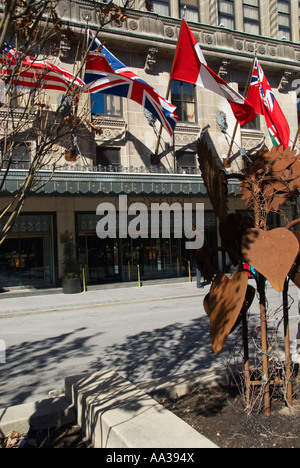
170;19;256;126
247;58;290;148
0;41;85;94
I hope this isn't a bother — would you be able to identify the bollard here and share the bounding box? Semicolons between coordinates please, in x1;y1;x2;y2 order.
137;264;141;288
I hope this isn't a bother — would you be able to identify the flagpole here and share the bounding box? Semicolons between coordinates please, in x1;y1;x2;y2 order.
80;16;90;81
154;79;172;156
154;7;187;159
292;125;300;150
224;54;256;168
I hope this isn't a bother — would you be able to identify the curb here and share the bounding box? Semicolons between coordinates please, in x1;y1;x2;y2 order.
65;370;219;448
0;368;227;447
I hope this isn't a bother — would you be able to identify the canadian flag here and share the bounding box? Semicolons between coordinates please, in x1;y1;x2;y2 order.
170;19;256;126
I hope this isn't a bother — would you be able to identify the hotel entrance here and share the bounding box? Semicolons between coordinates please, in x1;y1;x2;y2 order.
78;233;191;285
121;237;189;281
76;210;218;285
78;235;121;284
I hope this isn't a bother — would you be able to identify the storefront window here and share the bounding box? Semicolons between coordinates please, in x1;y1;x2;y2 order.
76;210;218;284
0;214;55;288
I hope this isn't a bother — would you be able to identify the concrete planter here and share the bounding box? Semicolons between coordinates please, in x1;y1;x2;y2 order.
63;278;82;294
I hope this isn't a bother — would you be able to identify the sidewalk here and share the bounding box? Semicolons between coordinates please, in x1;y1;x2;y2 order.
0;277;298;317
0;279;208;317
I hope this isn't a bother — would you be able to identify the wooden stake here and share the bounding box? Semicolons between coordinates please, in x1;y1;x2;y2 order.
258;274;271;417
283;279;293;408
242;307;251;409
254;203;271;416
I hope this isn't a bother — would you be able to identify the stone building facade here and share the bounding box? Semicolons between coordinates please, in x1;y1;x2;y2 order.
0;0;299;289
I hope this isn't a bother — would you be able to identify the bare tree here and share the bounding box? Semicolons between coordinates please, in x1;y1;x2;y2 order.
0;0;151;245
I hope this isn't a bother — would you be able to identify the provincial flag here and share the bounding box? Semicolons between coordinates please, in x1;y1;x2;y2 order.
83;29;178;136
170;19;256;126
247;58;290;148
0;41;85;94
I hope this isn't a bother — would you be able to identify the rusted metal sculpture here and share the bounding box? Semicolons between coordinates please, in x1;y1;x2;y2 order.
242;227;299;292
196;140;300;415
203;271;255;355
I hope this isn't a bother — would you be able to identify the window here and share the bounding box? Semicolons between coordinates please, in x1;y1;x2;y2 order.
243;0;260;35
218;0;235;28
171;80;196;123
278;0;291;40
96;147;121;168
179;0;199;22
1;142;31;169
176;151;197;171
91;93;122;118
148;0;170;16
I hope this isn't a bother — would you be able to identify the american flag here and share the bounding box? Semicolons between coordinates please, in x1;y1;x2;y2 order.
84;29;178;136
0;41;85;94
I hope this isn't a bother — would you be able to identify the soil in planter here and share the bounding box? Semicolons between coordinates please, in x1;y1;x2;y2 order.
158;376;300;449
2;374;299;449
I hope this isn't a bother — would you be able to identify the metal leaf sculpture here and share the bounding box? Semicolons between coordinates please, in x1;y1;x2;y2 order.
194;140;230;278
203;271;254;354
288;231;300;288
239;146;300;214
197;139;229;223
242;227;299;292
193;241;218;283
197;139;254;266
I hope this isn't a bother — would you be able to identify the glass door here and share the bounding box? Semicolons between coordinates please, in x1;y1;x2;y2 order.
0;235;54;288
78;235;121;284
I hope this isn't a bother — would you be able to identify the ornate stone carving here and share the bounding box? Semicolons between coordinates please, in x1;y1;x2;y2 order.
129;20;138;30
144;47;158;73
205;34;213;44
247;42;255;53
60;38;72;61
279;70;292;93
219;59;230;78
165;27;174;38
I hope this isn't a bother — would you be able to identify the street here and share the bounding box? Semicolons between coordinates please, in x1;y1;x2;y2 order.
0;280;299;408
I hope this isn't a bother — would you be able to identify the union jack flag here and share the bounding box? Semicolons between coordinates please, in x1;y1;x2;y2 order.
0;41;85;94
84;30;178;136
247;58;290;148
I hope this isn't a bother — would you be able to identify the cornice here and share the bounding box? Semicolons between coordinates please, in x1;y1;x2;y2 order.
55;2;300;73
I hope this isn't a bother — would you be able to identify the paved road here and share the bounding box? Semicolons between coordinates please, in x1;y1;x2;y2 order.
0;280;299;408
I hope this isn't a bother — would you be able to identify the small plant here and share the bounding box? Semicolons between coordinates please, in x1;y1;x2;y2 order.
62;232;79;280
62;232;81;294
